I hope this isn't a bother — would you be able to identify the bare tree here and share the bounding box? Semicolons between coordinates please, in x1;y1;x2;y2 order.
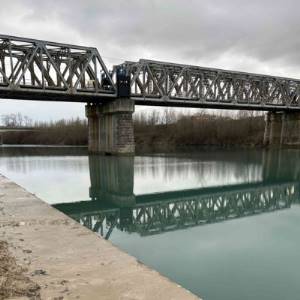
1;113;33;127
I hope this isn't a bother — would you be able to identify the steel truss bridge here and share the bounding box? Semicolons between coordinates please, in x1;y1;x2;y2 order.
54;181;299;239
1;34;300;111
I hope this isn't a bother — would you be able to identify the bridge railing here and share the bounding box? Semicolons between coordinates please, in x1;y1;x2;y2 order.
0;35;116;101
119;59;300;110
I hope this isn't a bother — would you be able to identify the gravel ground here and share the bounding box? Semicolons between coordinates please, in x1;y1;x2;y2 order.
0;240;40;300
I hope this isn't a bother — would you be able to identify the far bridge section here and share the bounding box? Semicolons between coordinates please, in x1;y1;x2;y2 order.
119;59;300;111
2;34;300;154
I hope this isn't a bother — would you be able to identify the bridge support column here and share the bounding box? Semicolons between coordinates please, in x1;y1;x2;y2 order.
281;112;300;146
85;105;99;153
86;99;135;155
264;112;283;146
264;111;300;147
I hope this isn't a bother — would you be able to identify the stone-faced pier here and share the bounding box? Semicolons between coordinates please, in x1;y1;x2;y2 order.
86;99;135;155
264;112;300;147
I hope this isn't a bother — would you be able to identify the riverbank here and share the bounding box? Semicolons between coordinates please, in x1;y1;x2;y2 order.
0;175;200;300
1;111;265;150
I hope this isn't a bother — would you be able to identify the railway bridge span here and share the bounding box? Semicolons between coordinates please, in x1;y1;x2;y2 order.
1;35;300;154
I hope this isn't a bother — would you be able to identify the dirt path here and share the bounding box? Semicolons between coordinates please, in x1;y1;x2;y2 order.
0;240;40;300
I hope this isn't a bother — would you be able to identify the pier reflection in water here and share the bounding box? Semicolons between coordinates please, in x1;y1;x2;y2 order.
54;152;300;239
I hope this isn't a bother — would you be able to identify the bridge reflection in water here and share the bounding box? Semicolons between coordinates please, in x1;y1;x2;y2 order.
53;151;300;239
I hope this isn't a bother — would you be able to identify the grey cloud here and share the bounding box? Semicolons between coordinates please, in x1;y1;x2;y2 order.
6;0;300;66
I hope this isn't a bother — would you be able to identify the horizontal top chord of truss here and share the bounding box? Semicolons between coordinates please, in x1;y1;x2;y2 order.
119;59;300;110
0;34;116;101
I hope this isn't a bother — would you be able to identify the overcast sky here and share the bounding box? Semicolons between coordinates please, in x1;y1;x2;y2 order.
0;0;299;121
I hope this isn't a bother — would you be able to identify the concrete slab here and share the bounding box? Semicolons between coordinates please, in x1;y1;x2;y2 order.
0;175;201;300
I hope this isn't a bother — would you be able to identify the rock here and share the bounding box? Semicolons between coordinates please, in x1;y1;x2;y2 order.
31;269;47;276
23;249;32;254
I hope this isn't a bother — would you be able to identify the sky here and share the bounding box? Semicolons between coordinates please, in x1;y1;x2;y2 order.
0;0;300;122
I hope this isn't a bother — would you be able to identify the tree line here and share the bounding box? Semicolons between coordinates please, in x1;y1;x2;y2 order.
1;115;88;145
134;109;265;152
1;110;265;151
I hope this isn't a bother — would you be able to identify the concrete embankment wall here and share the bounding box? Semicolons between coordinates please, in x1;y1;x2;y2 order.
0;175;200;300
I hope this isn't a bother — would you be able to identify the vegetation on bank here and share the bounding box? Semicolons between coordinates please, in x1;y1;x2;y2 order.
1;110;265;151
1;115;88;146
135;110;265;152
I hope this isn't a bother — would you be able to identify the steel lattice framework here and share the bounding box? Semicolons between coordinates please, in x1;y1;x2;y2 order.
120;59;300;110
2;34;300;111
129;182;296;236
0;35;116;101
56;182;299;238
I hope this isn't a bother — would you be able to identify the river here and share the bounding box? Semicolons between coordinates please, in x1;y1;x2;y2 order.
1;146;300;300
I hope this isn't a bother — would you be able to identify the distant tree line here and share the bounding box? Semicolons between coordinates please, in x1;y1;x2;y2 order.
134;109;265;152
1;115;88;146
1;113;33;127
1;110;265;151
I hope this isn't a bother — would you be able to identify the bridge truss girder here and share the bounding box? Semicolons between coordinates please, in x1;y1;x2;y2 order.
1;34;300;111
0;35;116;102
120;59;300;110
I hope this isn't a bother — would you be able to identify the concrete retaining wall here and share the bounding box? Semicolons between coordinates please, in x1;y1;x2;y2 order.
0;175;200;300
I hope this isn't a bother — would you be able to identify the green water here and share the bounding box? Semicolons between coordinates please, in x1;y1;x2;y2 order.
1;146;300;300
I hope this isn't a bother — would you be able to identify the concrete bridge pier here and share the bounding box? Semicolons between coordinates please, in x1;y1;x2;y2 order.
264;111;300;147
264;112;282;146
86;99;135;155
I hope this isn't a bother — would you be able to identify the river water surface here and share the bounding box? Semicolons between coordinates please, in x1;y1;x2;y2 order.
1;146;300;300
